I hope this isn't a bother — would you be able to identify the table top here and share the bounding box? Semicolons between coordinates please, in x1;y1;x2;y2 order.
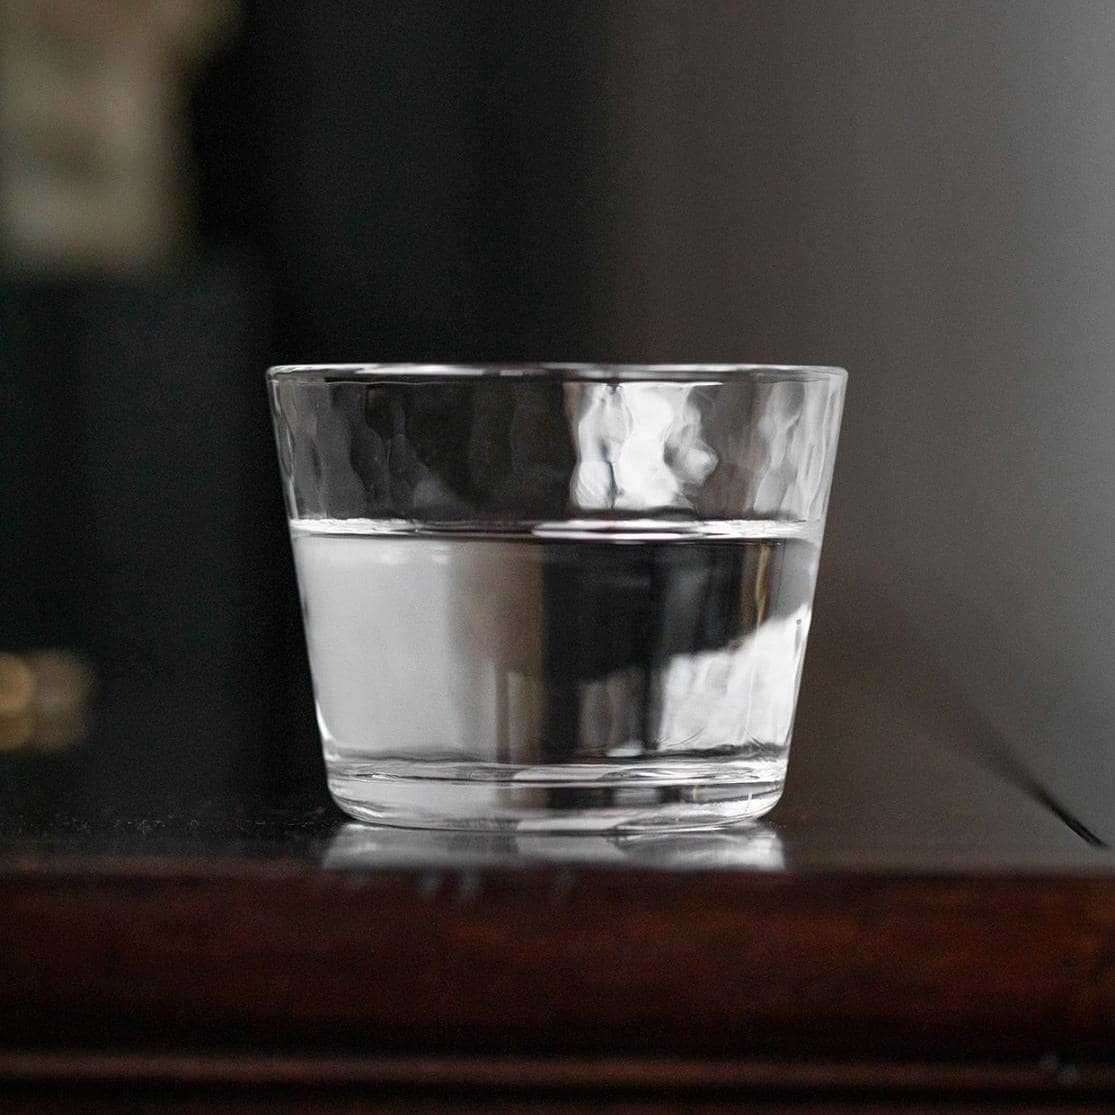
2;652;1114;1098
1;642;1108;871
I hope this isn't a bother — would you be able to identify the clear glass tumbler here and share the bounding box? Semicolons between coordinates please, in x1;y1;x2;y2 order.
268;364;845;831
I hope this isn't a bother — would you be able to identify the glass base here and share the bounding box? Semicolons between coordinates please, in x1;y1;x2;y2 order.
326;758;785;832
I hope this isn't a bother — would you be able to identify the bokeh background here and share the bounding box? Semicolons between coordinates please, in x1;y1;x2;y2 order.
3;1;1115;837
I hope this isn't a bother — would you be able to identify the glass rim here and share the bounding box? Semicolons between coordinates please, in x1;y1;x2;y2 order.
266;362;847;383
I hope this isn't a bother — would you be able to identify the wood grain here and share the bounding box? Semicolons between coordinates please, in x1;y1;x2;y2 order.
2;862;1114;1060
3;1093;1113;1115
1;1048;1113;1092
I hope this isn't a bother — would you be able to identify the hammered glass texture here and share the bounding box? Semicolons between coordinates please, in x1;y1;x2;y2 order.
270;367;844;529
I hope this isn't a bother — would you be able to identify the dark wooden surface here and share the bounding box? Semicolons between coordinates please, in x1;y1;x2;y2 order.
2;661;1114;1110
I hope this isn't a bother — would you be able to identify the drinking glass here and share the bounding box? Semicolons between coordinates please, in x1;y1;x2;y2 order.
268;364;845;831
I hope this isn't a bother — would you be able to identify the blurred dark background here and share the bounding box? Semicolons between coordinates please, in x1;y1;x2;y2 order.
3;1;1115;835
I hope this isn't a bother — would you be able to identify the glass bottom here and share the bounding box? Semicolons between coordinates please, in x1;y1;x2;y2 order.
326;758;785;832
